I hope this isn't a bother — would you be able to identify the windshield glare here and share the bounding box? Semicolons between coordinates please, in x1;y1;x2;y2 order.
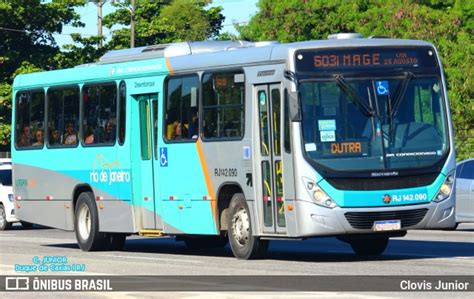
300;75;448;172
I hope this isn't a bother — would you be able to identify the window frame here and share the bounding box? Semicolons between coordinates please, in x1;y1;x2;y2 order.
45;85;81;150
162;73;200;144
80;82;118;148
14;88;46;151
200;69;246;142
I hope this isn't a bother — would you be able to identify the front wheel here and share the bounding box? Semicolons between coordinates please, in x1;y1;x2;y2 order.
348;236;389;256
0;204;12;231
228;193;268;259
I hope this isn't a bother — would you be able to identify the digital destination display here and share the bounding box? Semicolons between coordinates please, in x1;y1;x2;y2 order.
295;47;438;73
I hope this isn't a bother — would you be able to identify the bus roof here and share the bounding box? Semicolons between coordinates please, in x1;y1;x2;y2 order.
13;37;435;90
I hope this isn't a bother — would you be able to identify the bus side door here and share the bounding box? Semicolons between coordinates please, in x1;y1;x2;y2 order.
255;84;287;234
131;94;160;230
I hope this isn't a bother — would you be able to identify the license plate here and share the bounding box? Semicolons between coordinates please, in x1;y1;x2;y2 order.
373;220;401;231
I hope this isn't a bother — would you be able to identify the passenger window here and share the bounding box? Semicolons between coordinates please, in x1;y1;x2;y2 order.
15;90;45;149
82;84;117;145
118;81;126;145
47;87;80;147
202;71;245;140
164;75;199;142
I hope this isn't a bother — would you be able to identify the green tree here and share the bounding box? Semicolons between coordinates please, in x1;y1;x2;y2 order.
0;0;85;149
238;0;473;160
103;0;224;48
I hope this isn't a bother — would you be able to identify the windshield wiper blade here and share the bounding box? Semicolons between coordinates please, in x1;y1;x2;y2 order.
391;72;414;117
334;75;375;118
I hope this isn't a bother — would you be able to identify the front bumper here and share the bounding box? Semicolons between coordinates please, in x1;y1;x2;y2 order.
293;195;455;237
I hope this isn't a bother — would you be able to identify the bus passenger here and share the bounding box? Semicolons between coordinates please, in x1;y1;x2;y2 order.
103;120;116;143
32;129;44;147
188;116;198;139
64;123;77;145
172;122;183;140
84;127;94;144
49;129;61;145
18;126;31;147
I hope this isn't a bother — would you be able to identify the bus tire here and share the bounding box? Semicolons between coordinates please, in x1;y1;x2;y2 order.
228;193;268;259
0;204;12;231
182;235;228;250
107;233;126;251
74;192;108;251
349;236;389;256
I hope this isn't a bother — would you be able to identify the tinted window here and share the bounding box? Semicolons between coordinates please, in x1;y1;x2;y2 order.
271;88;281;156
284;89;291;153
139;100;150;160
47;87;80;147
202;71;244;139
83;84;117;145
459;161;473;180
0;170;12;186
118;81;126;145
164;75;199;141
15;90;45;148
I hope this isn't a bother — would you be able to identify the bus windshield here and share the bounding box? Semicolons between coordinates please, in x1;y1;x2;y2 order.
300;75;448;172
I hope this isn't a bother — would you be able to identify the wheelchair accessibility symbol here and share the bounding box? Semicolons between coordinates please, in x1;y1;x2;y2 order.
376;80;389;96
160;147;168;167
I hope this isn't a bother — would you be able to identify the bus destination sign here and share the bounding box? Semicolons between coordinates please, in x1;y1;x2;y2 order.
295;47;438;73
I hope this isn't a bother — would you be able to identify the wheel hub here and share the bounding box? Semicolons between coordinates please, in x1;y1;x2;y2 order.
232;207;250;246
77;204;91;240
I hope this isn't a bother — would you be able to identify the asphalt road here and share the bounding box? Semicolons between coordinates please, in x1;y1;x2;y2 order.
0;223;473;298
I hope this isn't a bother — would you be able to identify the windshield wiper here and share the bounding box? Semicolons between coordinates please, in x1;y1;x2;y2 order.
390;72;414;118
334;75;375;118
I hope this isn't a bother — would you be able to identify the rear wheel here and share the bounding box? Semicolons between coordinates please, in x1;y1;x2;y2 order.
348;236;389;256
228;193;268;259
0;204;12;231
74;192;109;251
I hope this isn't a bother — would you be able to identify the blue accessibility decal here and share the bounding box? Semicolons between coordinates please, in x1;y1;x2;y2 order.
376;80;389;96
159;147;168;167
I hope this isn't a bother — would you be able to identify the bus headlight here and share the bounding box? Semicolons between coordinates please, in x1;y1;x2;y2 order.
303;177;337;208
433;172;454;202
8;194;14;202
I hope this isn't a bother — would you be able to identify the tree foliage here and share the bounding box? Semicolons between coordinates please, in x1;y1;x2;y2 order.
0;0;85;148
103;0;224;48
0;0;225;150
239;0;473;160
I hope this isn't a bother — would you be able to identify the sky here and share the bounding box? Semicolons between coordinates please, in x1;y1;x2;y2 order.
55;0;259;47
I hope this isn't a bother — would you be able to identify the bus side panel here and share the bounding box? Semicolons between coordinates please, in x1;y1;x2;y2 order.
13;162;76;231
97;200;135;233
158;142;217;235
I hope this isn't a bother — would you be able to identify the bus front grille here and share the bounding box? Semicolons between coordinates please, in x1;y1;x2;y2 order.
327;173;438;191
344;208;429;229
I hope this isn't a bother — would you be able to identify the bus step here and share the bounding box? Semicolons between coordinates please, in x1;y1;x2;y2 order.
139;229;163;237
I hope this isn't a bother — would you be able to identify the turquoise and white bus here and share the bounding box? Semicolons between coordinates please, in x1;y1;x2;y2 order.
12;34;456;259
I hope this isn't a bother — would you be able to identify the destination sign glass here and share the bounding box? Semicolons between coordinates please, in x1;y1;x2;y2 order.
295;47;438;73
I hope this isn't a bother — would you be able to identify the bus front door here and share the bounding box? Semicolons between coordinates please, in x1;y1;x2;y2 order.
132;94;161;230
255;84;287;234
